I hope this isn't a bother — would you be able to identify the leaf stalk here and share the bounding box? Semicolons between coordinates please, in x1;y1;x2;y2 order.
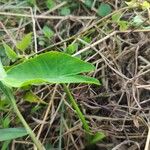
62;83;91;133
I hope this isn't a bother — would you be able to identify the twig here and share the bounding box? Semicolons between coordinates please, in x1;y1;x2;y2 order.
30;7;37;53
144;125;150;150
112;140;140;150
73;31;117;57
0;11;97;20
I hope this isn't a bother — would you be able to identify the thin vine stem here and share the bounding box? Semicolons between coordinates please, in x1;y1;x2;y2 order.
62;83;91;133
0;81;44;150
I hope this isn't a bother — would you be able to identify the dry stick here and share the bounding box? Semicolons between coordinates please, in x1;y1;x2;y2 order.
0;11;97;20
14;140;33;145
62;124;82;136
86;115;132;121
30;7;38;53
144;125;150;150
136;85;150;90
73;31;116;57
14;18;23;40
112;140;140;150
138;56;150;65
49;96;63;127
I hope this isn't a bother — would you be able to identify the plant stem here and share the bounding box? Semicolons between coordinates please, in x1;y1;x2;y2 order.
62;83;91;133
0;81;44;150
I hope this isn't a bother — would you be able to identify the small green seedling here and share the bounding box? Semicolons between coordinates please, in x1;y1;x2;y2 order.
46;0;56;9
42;25;54;39
16;33;32;52
0;51;105;149
60;6;71;16
97;3;112;17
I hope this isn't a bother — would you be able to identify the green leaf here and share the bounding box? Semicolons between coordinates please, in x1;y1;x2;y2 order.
16;33;32;51
84;0;93;8
3;51;100;87
132;15;144;26
3;42;18;61
0;95;10;110
82;36;92;43
24;91;47;104
118;20;129;31
45;142;54;150
66;43;78;54
0;128;28;141
42;25;54;39
89;132;105;145
112;12;122;22
97;3;112;17
143;26;150;29
60;7;71;16
141;1;150;9
46;0;55;9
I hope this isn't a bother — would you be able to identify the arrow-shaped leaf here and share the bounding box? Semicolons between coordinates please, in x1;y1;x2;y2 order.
3;51;100;87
